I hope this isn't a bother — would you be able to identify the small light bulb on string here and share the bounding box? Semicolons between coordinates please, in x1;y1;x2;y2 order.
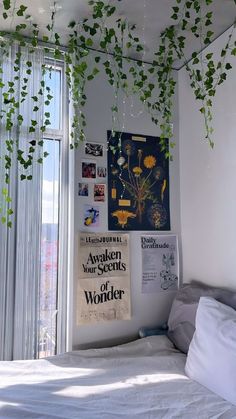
49;2;62;40
120;93;126;152
49;2;62;13
117;93;127;199
119;176;126;199
130;95;144;118
122;95;126;131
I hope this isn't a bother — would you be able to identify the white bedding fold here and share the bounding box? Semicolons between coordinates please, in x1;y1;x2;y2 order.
0;336;235;419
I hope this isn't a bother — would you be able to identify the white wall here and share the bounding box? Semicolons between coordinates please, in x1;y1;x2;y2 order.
72;55;181;349
179;27;236;289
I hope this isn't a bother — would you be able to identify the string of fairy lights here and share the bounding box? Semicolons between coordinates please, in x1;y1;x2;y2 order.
130;0;147;118
118;0;148;199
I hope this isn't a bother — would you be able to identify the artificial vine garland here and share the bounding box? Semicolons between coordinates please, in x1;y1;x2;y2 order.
0;0;236;226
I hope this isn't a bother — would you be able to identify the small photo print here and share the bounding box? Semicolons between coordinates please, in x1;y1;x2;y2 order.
94;184;106;202
78;183;89;197
85;142;103;157
97;166;107;178
83;205;99;227
82;160;96;179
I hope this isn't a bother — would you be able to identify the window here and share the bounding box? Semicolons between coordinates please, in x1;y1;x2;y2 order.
0;48;71;361
39;140;59;357
38;62;68;358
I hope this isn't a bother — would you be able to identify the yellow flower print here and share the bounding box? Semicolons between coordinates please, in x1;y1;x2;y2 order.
112;210;136;228
143;155;156;169
132;166;143;177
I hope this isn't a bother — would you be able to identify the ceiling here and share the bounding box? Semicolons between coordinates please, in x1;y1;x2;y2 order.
0;0;236;69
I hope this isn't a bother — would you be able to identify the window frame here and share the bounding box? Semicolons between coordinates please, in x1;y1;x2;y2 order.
40;58;73;356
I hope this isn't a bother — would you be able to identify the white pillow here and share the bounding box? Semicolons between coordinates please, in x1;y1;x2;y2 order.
185;296;236;406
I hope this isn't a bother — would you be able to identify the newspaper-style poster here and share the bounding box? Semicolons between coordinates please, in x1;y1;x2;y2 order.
141;235;179;293
77;233;131;324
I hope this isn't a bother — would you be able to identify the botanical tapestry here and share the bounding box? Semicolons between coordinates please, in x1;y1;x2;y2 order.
108;131;170;231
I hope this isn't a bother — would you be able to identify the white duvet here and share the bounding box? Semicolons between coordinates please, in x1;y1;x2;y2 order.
0;336;235;419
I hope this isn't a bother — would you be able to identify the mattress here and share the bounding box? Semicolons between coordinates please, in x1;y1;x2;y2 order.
0;335;235;418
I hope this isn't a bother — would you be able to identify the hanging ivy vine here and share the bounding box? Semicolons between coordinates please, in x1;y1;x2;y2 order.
0;0;236;226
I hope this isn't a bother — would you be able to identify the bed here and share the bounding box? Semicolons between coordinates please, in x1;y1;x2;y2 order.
0;334;236;419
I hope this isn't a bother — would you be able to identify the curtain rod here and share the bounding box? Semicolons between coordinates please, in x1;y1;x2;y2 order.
0;32;164;69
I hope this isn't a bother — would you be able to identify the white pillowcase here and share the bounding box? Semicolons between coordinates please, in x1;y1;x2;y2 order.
185;296;236;406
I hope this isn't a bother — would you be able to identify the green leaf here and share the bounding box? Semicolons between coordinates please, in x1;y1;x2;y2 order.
206;53;213;60
172;6;179;13
225;63;232;70
206;30;214;38
193;57;199;65
107;6;115;16
86;38;93;47
93;67;99;75
3;0;11;10
68;21;76;28
16;4;27;16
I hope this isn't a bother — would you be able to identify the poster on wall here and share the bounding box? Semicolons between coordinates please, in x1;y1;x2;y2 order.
85;142;104;157
97;166;107;178
141;235;179;293
81;160;96;179
94;184;106;202
107;131;170;231
77;232;131;325
78;182;89;197
83;205;100;227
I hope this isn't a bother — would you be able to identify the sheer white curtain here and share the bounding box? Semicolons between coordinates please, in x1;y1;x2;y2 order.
0;44;45;360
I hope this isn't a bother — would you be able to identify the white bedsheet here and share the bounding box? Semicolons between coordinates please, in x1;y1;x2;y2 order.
0;336;235;419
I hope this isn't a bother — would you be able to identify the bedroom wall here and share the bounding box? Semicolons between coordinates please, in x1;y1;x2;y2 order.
72;54;181;349
178;26;236;289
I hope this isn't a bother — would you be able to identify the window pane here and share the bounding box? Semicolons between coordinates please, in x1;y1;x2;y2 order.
38;139;60;358
44;67;61;130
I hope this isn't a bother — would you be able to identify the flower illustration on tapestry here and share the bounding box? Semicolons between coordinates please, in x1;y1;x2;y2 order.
108;132;170;231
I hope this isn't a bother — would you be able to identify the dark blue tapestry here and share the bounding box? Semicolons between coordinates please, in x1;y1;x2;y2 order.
107;131;170;231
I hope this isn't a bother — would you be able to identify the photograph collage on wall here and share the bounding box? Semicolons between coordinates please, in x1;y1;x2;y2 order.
107;131;170;231
78;142;107;229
